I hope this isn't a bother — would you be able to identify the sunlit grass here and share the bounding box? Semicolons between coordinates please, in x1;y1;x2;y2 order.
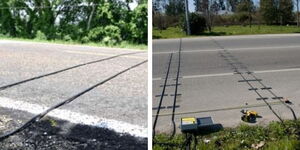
154;120;300;150
153;27;191;39
153;25;300;39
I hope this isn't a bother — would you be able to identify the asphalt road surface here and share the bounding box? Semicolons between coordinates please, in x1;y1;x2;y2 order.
153;34;300;134
0;40;147;149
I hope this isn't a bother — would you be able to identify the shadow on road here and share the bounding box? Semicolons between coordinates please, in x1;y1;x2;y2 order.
0;113;147;150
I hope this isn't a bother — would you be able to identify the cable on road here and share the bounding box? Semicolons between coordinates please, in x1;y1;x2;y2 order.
0;51;142;91
238;72;284;123
247;72;297;120
218;49;284;122
153;101;283;117
210;37;297;122
152;53;173;139
153;38;183;141
170;38;182;138
0;60;147;141
222;50;297;121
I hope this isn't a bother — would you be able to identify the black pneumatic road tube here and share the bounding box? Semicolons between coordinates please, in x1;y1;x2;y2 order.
0;60;147;141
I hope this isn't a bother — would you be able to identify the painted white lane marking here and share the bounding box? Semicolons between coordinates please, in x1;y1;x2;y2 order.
153;68;300;80
63;50;145;59
182;73;234;79
254;68;300;74
153;50;221;54
0;97;147;138
152;73;233;81
153;34;300;42
153;45;300;54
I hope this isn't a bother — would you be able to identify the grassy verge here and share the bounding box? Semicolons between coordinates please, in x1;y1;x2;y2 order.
0;35;147;50
153;25;300;39
154;120;300;150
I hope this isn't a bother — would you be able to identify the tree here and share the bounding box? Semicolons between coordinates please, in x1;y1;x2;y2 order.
183;13;206;35
0;0;16;36
279;0;293;25
194;0;211;31
227;0;240;12
260;0;293;25
136;0;147;5
194;0;224;32
296;0;299;26
165;0;185;16
260;0;279;24
130;4;147;43
236;0;255;27
0;0;147;44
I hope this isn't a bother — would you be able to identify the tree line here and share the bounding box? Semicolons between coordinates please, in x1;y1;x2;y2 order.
0;0;147;45
153;0;299;34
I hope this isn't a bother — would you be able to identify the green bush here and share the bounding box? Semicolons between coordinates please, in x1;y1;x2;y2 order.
88;27;105;42
81;36;89;43
0;1;147;47
130;4;148;44
183;13;207;35
235;12;250;25
103;25;121;43
88;25;121;45
103;36;114;46
35;31;47;40
118;20;131;42
63;35;72;42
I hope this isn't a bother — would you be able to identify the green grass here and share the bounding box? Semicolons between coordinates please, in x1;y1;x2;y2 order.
154;120;300;150
0;35;147;50
153;25;300;39
153;27;188;39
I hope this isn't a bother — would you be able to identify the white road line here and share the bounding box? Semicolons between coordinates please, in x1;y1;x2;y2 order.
153;77;162;81
152;73;233;80
153;68;300;80
182;73;234;79
255;68;300;74
0;97;147;138
153;49;221;54
153;33;300;42
63;50;145;59
153;45;300;54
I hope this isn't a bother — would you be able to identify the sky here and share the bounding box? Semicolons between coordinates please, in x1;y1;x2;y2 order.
128;0;138;9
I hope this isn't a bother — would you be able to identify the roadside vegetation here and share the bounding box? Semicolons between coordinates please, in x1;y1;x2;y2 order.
153;25;300;39
0;34;147;50
154;120;300;150
153;0;300;39
0;0;147;49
